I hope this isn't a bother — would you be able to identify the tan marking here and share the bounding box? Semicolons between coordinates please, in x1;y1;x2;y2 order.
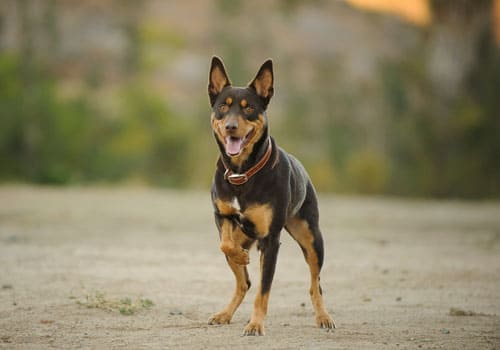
218;215;250;265
253;291;269;321
210;197;256;325
211;113;227;146
219;220;233;251
243;291;268;336
227;113;266;168
215;198;238;216
211;111;266;169
240;99;247;108
286;217;336;329
232;225;253;248
243;251;269;336
225;97;233;106
243;203;273;237
209;249;250;325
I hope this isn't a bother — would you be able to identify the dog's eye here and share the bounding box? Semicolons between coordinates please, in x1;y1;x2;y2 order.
243;106;254;115
218;104;229;114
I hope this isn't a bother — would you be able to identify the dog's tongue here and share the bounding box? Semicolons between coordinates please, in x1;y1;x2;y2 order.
226;136;243;156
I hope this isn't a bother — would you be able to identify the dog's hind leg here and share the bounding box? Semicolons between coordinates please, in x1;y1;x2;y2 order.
285;186;335;329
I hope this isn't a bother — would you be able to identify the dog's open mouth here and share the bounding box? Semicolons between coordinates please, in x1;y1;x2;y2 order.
225;131;254;156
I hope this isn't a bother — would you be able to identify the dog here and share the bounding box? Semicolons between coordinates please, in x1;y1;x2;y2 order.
207;56;335;336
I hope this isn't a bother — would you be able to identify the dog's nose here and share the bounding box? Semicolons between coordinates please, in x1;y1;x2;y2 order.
225;119;238;131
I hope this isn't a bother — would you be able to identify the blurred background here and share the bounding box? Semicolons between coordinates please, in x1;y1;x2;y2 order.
0;0;498;198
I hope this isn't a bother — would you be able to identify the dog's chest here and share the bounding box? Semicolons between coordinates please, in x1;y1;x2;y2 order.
215;197;273;237
230;197;241;212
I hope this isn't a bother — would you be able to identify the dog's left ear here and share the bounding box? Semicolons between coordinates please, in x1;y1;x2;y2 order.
249;59;274;109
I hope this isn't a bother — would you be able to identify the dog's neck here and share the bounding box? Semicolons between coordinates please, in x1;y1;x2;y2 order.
218;127;270;174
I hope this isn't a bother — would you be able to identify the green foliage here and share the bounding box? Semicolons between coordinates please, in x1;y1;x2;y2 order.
76;291;154;315
2;1;499;198
378;34;500;198
346;150;388;194
0;54;95;183
110;83;191;186
0;54;191;187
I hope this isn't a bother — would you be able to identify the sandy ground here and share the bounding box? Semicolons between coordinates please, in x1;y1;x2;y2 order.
0;185;499;349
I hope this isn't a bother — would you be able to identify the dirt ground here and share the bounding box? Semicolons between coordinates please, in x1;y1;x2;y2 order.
0;185;499;349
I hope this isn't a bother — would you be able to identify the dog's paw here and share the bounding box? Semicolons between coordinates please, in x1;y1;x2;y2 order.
242;321;265;336
316;312;336;330
228;248;250;265
208;311;232;325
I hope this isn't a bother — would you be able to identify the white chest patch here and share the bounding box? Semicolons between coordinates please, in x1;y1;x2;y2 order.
231;197;241;212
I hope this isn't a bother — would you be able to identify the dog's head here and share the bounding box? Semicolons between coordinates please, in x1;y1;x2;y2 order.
208;56;274;166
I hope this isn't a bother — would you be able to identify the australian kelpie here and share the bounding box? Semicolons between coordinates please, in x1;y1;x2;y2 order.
207;56;335;336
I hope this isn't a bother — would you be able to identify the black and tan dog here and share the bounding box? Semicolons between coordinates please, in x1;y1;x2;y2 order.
207;56;335;336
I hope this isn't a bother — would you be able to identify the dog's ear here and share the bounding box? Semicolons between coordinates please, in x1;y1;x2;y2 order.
208;56;231;107
248;59;274;109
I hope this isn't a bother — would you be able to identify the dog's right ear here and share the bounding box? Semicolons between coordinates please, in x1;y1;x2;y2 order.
208;56;231;107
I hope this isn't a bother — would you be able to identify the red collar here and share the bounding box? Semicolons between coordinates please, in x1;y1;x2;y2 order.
221;138;273;185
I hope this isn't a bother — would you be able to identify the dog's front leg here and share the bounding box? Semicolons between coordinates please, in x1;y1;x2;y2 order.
242;235;281;336
209;218;254;325
219;219;250;265
208;254;251;325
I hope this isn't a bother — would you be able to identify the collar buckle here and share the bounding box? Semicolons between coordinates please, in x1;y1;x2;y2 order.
227;173;248;185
